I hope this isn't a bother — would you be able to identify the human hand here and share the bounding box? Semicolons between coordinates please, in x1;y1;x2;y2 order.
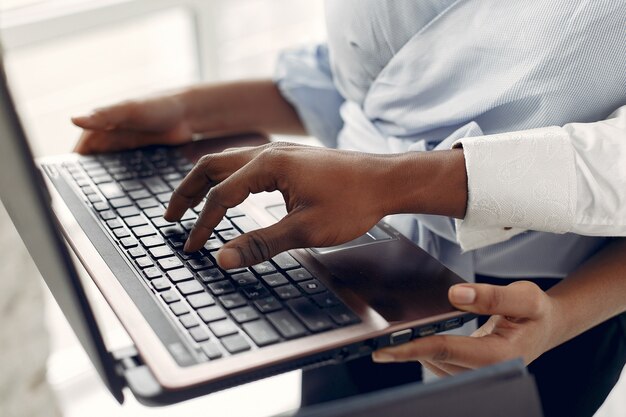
164;142;392;269
72;80;307;155
72;93;193;154
372;281;559;376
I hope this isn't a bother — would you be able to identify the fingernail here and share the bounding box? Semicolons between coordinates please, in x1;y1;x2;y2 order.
217;248;241;269
372;352;395;363
450;285;476;305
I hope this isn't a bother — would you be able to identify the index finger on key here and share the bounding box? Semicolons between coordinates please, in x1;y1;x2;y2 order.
164;150;255;221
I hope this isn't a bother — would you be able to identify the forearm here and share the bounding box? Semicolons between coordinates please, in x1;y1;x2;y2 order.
381;149;468;219
546;239;626;351
179;79;306;136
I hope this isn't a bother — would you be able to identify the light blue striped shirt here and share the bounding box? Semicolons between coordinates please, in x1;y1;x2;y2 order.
274;0;626;280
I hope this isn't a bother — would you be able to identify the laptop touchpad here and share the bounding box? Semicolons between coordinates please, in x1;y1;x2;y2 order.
265;204;394;254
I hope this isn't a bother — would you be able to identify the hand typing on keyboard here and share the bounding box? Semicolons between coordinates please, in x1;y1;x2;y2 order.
164;142;467;269
163;142;387;269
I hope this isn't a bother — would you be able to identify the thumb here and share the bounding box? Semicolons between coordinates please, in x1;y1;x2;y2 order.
448;281;547;320
215;216;307;269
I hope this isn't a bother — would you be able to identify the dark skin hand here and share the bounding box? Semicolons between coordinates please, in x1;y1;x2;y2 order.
163;141;467;269
72;81;467;270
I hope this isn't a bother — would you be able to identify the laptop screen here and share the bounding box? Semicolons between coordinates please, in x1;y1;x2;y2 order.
0;57;125;402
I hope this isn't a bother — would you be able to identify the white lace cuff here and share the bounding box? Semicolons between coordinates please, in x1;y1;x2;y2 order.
452;127;577;251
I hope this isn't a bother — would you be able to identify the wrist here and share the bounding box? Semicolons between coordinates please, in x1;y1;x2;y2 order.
178;80;304;136
381;150;468;218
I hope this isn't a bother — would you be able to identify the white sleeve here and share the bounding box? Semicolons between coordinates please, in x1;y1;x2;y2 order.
453;105;626;251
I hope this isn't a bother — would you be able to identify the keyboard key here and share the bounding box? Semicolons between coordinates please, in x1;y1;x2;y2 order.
156;192;173;204
92;174;113;184
97;182;125;199
189;326;211;342
178;251;203;261
120;237;138;248
161;225;186;237
198;268;225;283
143;267;162;279
298;279;326;295
144;206;166;218
187;292;215;309
197;305;226;323
81;185;96;195
128;189;151;200
312;292;340;308
88;194;103;204
231;306;260;323
208;280;235;295
180;210;196;222
117;206;140;218
170;301;189;316
109;197;133;208
161;290;181;304
94;202;110;212
231;216;261;233
107;219;123;229
158;257;183;270
261;273;288;287
135;256;154;269
167;268;194;283
119;179;143;191
214;219;233;231
113;172;134;181
251;261;276;275
132;225;157;238
220;334;250;354
151;217;175;228
127;247;146;258
151;278;171;291
287;298;333;332
200;341;223;359
149;246;174;259
136;197;159;209
177;280;204;295
274;284;301;300
273;253;300;270
241;284;270;300
100;210;116;220
242;320;280;347
188;258;214;271
163;172;183;181
203;238;224;251
141;235;166;248
328;306;360;326
143;177;170;194
219;293;247;309
113;228;130;239
209;319;238;337
168;236;186;249
231;271;258;286
254;296;282;313
225;207;245;218
218;229;241;241
124;215;147;228
181;220;196;231
267;310;306;339
181;316;210;336
287;268;313;282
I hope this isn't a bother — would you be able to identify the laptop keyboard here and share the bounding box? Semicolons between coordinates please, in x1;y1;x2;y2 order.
56;147;359;361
